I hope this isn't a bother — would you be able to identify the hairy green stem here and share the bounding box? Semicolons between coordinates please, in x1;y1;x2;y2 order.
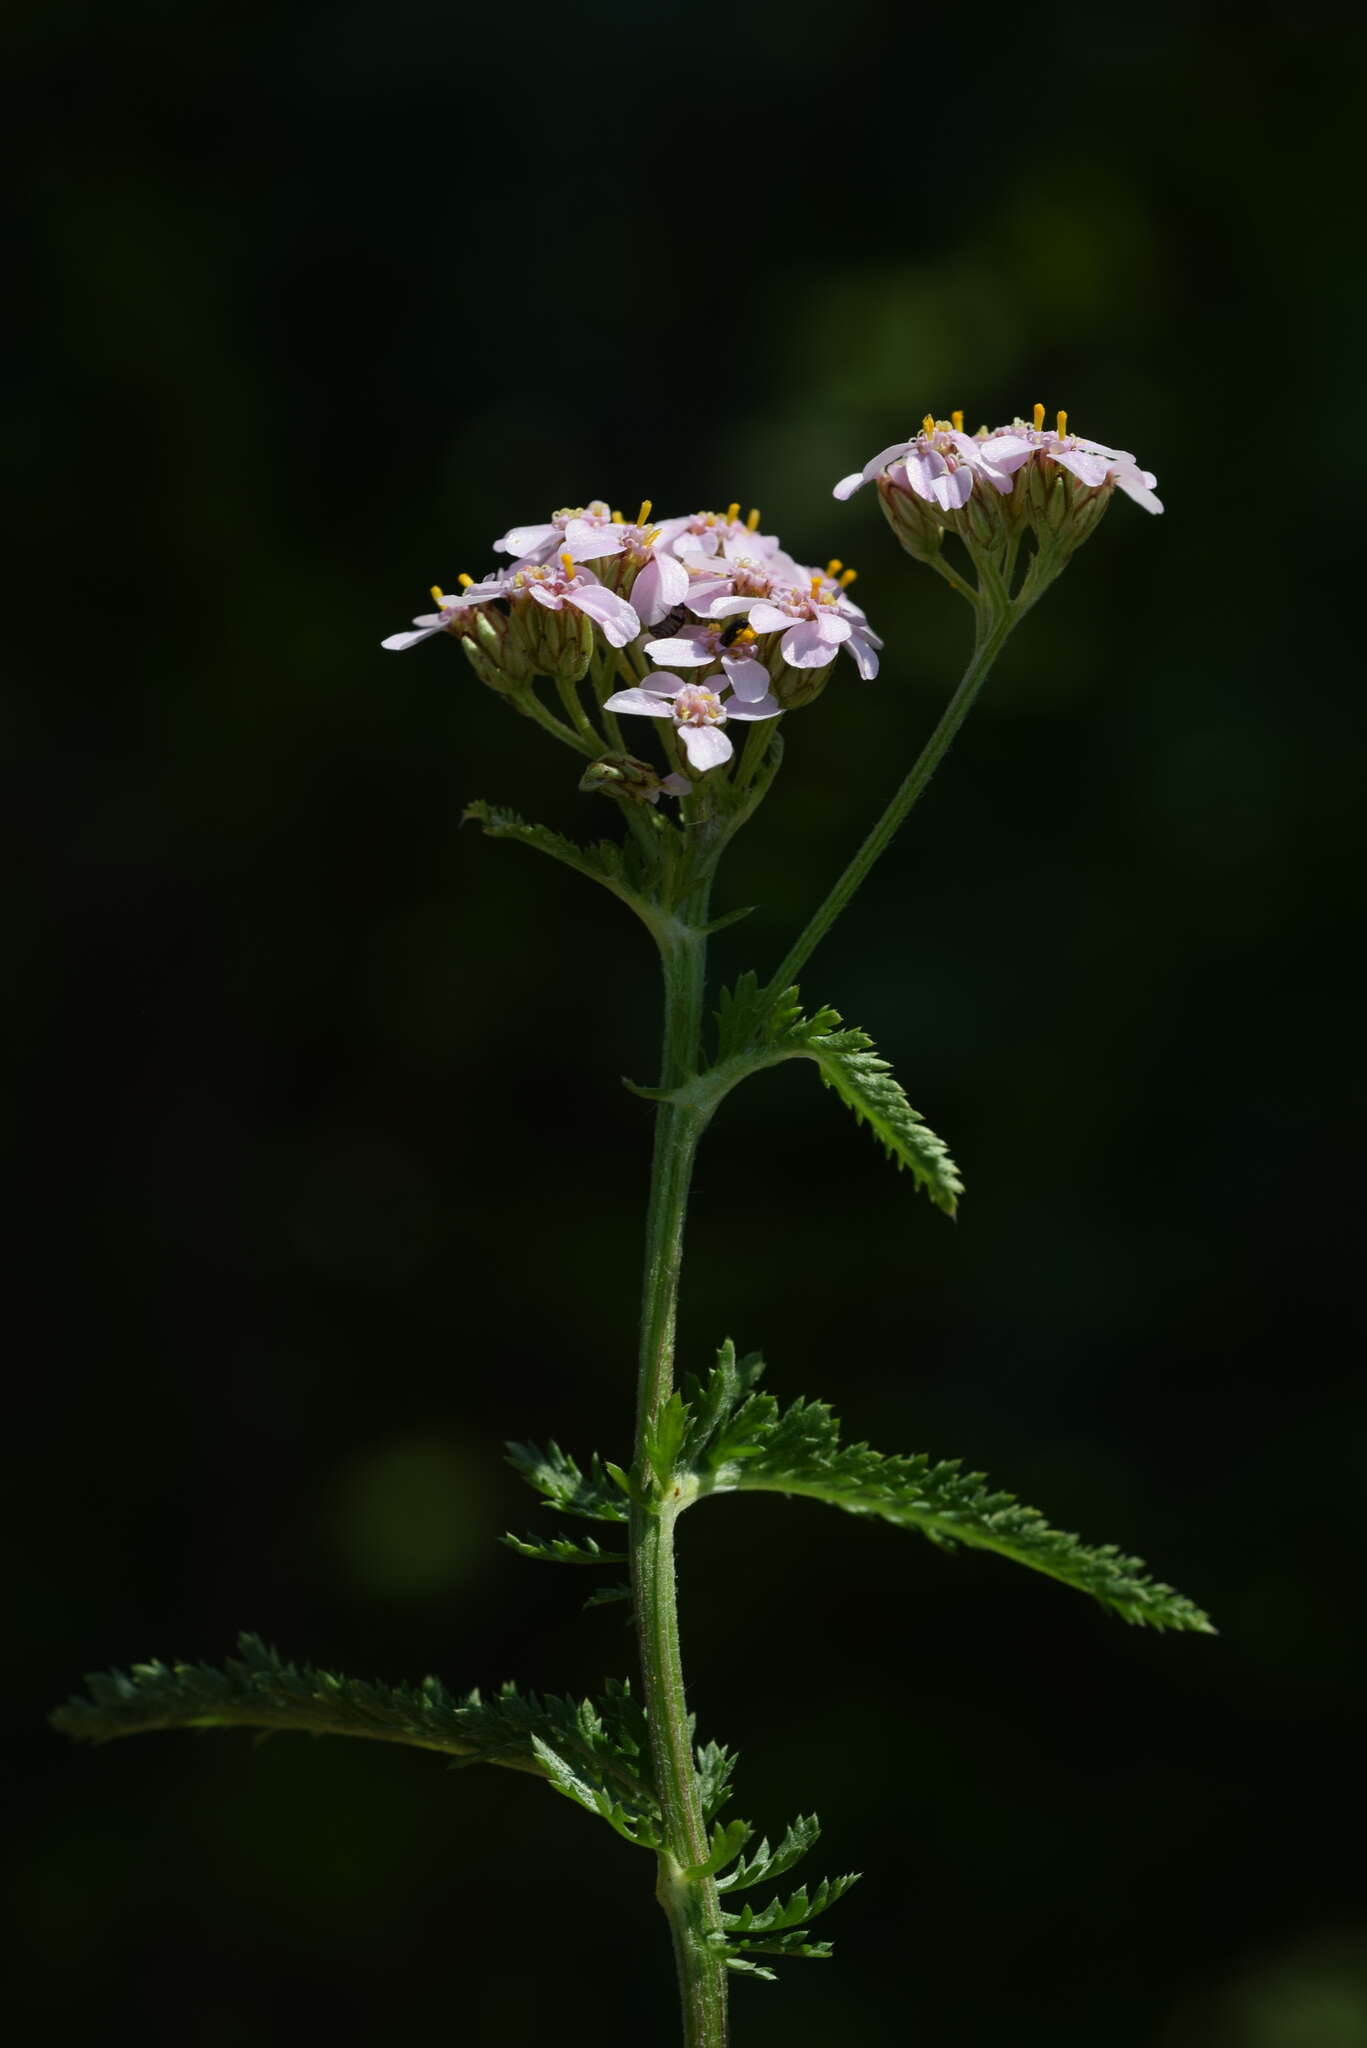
766;601;1017;997
630;893;730;2046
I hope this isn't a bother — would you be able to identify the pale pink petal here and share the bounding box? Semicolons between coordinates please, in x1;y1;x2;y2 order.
683;576;734;616
781;619;840;667
1112;464;1163;513
495;522;559;560
1073;435;1133;461
562;519;625;561
692;592;757;621
659;771;692;796
568;586;640;647
844;631;880;680
679;724;733;770
901;449;944;503
528;582;563;610
929;465;974;511
649;548;690;610
381;620;445;651
837;438;914;497
812;610;852;646
1053;448;1111;489
638;670;687;696
725;691;782;721
720;652;770;701
650;516;692;553
644;633;713;667
628;557;665;628
980;433;1034;471
602;688;675;718
746;601;794;634
459;573;513;602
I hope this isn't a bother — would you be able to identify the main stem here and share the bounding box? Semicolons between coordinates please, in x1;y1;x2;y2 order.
625;603;1019;2044
630;883;730;2048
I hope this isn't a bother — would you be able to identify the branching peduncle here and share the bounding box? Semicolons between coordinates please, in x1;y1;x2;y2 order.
766;595;1018;999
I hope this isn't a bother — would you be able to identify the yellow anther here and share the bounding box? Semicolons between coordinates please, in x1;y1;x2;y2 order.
839;568;858;588
644;528;662;548
922;413;936;436
457;572;474;589
810;573;823;596
637;499;653;526
1056;409;1069;439
611;509;624;523
726;501;741;522
951;409;964;431
826;558;843;576
430;585;446;605
560;551;576;578
1033;401;1046;430
746;507;761;530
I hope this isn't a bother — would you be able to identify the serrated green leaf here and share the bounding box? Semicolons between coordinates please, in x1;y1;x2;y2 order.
462;801;660;930
51;1634;661;1817
695;1738;740;1822
643;1391;690;1490
506;1441;629;1524
685;1816;754;1880
724;1932;835;1962
803;1026;963;1214
582;1582;631;1610
716;1814;822;1892
721;1873;859;1934
502;1532;628;1566
695;980;962;1214
678;1345;1214;1633
719;1953;778;1980
529;1736;658;1848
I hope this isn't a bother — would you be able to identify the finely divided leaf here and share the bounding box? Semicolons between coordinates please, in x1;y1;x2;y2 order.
721;1873;859;1935
680;1345;1214;1633
707;980;961;1214
717;1813;823;1892
506;1441;629;1524
502;1532;627;1566
803;1027;963;1214
51;1634;661;1818
530;1735;658;1848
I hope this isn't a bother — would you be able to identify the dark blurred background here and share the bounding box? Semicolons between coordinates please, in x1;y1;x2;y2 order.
9;3;1365;2042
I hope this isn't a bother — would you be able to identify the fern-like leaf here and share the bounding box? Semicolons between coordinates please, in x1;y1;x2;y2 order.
716;1812;823;1892
506;1441;630;1523
702;978;961;1214
501;1532;627;1566
462;801;659;929
51;1634;661;1819
678;1346;1214;1633
721;1873;859;1935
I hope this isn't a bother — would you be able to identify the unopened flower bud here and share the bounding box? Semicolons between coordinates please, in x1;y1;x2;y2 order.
876;470;946;563
579;753;684;806
766;646;833;711
507;587;597;684
1023;458;1114;564
460;608;537;695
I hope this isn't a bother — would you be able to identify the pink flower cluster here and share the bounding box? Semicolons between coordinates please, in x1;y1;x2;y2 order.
382;498;884;778
835;406;1162;517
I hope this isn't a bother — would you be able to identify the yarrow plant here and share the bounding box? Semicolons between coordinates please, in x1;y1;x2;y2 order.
55;406;1204;2045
